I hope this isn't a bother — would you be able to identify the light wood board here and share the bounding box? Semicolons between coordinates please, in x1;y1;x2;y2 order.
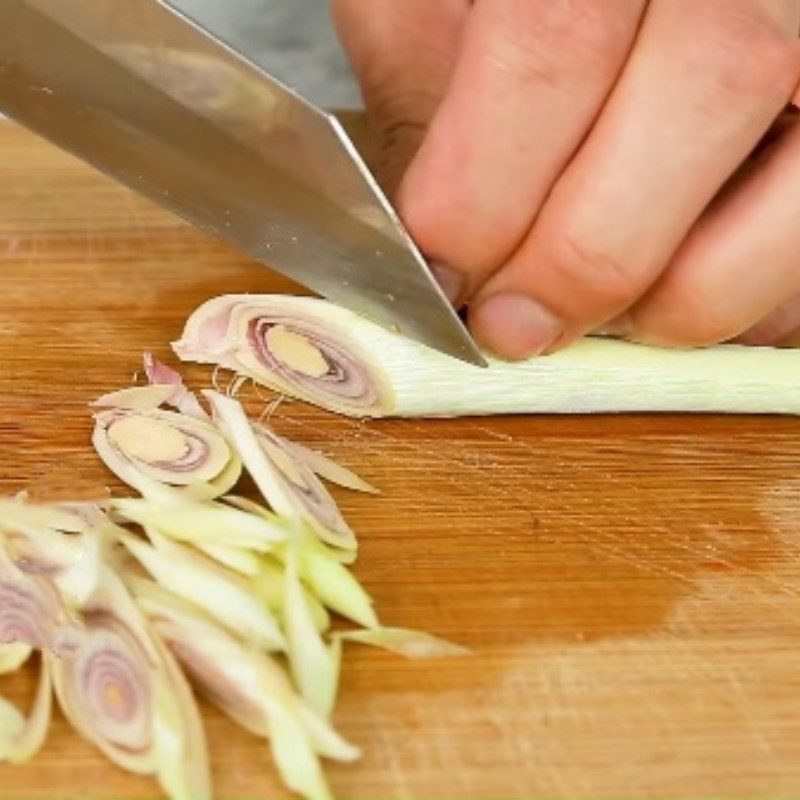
2;121;800;798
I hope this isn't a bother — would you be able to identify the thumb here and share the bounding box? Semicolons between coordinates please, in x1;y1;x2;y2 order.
332;0;469;196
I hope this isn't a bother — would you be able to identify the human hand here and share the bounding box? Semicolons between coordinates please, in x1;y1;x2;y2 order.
332;1;800;358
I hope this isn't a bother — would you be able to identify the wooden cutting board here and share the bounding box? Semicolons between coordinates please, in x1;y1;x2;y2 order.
2;119;800;799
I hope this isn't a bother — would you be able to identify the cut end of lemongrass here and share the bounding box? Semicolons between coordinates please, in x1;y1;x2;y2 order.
336;627;471;659
176;294;800;419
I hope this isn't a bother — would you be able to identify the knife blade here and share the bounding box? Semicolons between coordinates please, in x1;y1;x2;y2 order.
0;0;486;366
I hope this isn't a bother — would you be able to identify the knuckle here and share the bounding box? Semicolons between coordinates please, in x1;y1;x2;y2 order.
547;231;645;308
687;6;800;101
489;0;630;84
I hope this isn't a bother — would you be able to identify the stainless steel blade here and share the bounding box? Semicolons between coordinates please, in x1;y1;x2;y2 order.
0;0;486;366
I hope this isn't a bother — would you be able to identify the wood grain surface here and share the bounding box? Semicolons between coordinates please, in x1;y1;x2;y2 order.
2;120;800;799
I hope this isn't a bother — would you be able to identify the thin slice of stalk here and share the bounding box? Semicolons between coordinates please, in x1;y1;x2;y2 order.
0;657;52;763
282;439;378;494
283;549;339;718
256;426;360;549
151;636;212;800
335;627;471;659
143;353;210;422
120;530;286;651
49;567;159;775
133;580;359;764
93;406;241;503
92;385;176;413
0;642;32;674
206;392;357;550
252;557;331;634
222;496;377;629
0;499;88;535
176;294;800;418
196;542;261;576
112;498;288;552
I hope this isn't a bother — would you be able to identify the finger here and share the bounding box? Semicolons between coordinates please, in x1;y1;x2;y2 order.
331;0;469;194
625;118;800;347
396;0;646;303
737;295;800;346
470;0;800;359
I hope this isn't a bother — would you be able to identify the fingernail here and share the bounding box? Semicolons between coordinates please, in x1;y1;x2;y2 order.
470;293;563;360
429;261;465;306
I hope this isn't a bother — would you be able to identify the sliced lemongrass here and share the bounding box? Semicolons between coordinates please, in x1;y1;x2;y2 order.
252;557;331;634
177;294;800;418
151;636;212;800
93;407;241;502
0;642;32;674
207;391;357;549
143;352;210;422
133;579;359;764
196;542;261;576
120;530;285;651
282;438;378;494
224;495;376;627
296;537;377;629
256;425;358;549
335;627;471;659
112;498;288;551
91;385;176;413
0;547;68;651
284;549;339;717
0;658;52;763
0;499;88;535
174;295;392;419
0;508;106;608
49;568;158;775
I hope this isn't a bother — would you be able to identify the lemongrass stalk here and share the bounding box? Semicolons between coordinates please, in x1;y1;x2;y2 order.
176;294;800;418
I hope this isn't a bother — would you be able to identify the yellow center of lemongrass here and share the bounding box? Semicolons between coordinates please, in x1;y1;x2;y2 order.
265;325;329;378
107;416;189;463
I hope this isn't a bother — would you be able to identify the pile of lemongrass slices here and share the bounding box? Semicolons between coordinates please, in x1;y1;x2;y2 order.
0;356;465;800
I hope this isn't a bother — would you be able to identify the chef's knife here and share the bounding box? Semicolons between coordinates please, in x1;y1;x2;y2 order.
0;0;486;366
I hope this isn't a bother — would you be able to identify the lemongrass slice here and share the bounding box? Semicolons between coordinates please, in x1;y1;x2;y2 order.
223;496;377;628
206;392;356;550
335;627;471;659
0;546;69;651
92;385;177;413
253;556;331;634
93;406;241;502
151;636;212;800
196;542;261;576
132;579;359;766
0;657;52;763
119;530;285;651
0;642;32;674
176;294;800;418
143;353;210;422
112;498;288;552
283;550;339;717
282;439;378;494
48;568;159;775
